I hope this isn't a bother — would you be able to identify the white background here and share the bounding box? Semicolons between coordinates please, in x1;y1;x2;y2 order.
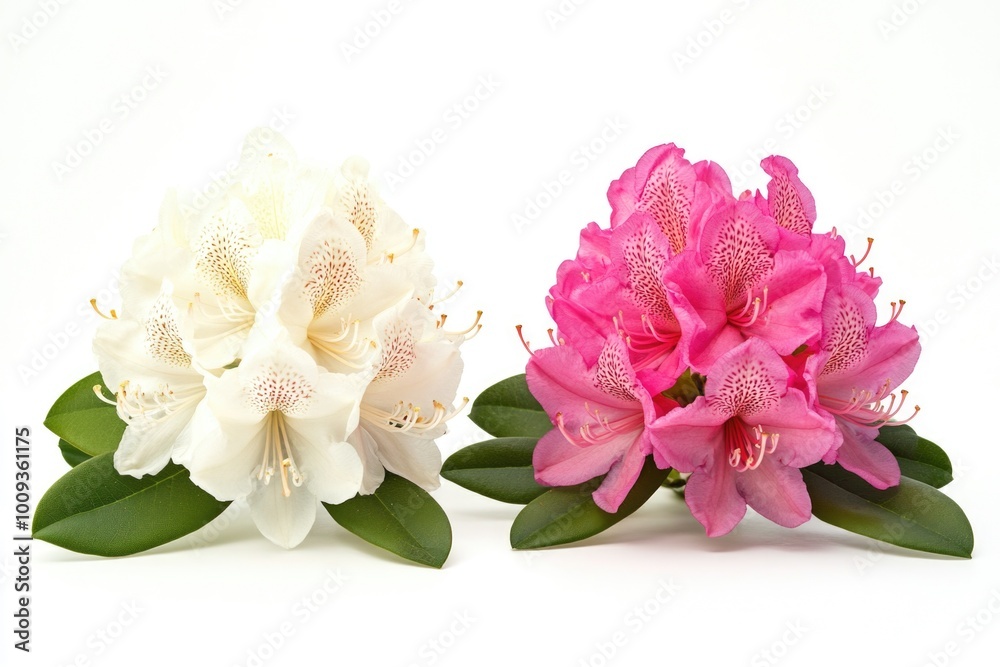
2;1;999;665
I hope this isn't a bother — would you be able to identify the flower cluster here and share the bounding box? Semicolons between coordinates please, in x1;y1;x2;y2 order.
92;130;473;548
526;144;920;536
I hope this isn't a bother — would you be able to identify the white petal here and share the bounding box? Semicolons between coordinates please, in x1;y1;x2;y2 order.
248;478;317;549
114;395;199;478
361;426;441;491
174;386;267;500
290;436;364;503
346;428;385;495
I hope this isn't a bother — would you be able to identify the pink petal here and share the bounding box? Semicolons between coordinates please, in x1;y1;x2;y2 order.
832;418;901;489
685;462;746;537
692;160;734;197
761;155;816;236
703;338;789;418
533;427;632;488
742;249;826;354
592;439;650;513
734;456;812;528
754;387;841;468
648;396;727;472
526;343;638;428
608;144;697;254
699;200;778;310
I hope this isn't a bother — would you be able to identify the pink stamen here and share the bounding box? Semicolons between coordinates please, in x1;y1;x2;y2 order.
850;238;875;268
516;325;534;355
556;411;643;447
819;382;920;427
724;419;778;472
888;300;906;324
730;286;769;328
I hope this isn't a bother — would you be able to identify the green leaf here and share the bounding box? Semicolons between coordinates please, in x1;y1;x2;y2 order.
33;453;231;556
45;372;126;456
324;472;451;568
803;463;973;558
58;439;91;467
441;437;546;504
876;425;953;488
510;457;669;549
469;374;552;439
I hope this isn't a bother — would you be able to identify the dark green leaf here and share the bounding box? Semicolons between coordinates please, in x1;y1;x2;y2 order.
469;374;552;439
510;457;669;549
324;472;451;568
441;437;546;504
876;425;953;488
58;439;91;467
33;453;231;556
45;372;126;456
803;463;973;558
661;369;705;407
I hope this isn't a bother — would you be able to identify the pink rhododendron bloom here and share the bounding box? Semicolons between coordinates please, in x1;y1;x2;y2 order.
526;335;669;513
607;143;731;252
653;338;839;536
805;286;921;488
665;200;826;372
546;222;618;365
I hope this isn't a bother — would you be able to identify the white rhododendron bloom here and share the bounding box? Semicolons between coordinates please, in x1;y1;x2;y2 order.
92;129;473;548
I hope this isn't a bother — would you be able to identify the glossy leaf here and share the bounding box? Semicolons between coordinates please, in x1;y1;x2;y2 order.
441;437;546;504
58;439;91;468
510;457;669;549
33;453;231;556
803;463;973;558
469;374;552;439
324;472;452;568
876;425;953;488
45;372;125;456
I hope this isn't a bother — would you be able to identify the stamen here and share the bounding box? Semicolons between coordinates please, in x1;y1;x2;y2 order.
433;280;464;306
443;310;483;338
724;420;777;472
93;384;117;405
309;319;375;369
360;397;468;435
90;299;118;320
819;382;920;427
516;325;534;355
555;410;644;447
850;238;875;268
888;300;906;324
